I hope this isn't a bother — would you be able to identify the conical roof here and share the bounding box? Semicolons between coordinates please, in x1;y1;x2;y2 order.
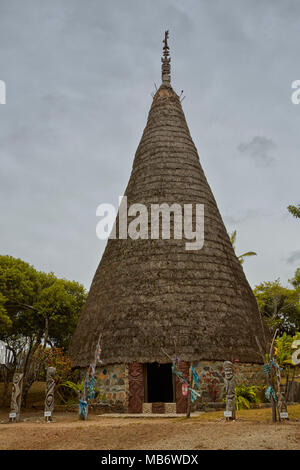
69;38;267;368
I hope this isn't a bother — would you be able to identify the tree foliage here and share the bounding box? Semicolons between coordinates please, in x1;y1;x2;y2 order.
0;292;11;331
287;203;300;219
42;346;73;385
290;268;300;290
0;255;87;348
274;331;300;367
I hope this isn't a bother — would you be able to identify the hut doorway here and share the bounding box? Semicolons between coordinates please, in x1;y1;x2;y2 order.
145;363;174;403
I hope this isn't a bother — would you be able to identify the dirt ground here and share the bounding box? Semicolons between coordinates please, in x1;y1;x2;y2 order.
0;406;299;450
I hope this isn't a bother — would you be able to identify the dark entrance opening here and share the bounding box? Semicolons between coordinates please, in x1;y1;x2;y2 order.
146;362;174;403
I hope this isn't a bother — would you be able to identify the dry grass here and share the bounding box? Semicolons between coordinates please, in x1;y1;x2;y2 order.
0;381;46;407
191;404;300;422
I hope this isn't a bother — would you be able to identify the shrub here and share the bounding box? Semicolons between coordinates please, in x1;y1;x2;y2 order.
234;384;261;410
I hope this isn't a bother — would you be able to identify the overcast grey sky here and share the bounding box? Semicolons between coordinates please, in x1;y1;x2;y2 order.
0;0;299;290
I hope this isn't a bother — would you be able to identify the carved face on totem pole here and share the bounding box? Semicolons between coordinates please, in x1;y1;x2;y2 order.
223;361;236;418
47;366;56;379
12;373;23;396
223;361;235;398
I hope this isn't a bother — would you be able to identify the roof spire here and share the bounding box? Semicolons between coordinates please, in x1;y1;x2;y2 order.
161;30;171;86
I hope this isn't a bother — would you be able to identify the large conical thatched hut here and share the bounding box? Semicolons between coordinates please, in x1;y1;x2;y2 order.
69;32;268;413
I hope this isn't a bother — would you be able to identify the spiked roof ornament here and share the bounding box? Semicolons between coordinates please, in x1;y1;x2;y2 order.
161;30;171;85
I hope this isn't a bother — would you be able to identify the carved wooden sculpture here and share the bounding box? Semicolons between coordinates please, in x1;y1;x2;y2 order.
223;361;236;420
9;372;24;422
45;367;56;421
161;30;171;86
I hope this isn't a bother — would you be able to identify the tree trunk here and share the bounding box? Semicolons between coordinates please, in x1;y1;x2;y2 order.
0;370;9;406
271;395;277;422
21;379;33;408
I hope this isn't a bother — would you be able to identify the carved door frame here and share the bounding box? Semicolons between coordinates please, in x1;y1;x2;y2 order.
128;362;144;413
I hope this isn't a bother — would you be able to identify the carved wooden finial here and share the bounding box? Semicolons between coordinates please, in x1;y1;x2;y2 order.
161;30;171;85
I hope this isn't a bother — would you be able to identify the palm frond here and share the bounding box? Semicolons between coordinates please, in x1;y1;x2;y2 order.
230;230;237;247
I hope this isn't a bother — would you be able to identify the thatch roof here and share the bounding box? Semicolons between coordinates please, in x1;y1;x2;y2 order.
69;38;268;367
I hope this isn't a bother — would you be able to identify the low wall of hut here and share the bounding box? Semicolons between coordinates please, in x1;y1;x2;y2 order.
90;361;265;413
95;364;129;413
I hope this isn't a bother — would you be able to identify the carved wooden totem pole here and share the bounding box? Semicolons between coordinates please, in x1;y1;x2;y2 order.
223;361;236;420
79;334;102;420
44;367;56;422
9;372;24;422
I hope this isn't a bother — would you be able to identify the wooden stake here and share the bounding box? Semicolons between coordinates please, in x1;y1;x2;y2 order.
186;365;193;418
255;335;277;423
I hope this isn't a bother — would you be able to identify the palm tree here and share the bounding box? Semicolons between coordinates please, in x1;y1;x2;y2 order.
230;230;257;265
287;203;300;219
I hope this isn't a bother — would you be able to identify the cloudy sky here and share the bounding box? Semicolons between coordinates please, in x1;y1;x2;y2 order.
0;0;299;290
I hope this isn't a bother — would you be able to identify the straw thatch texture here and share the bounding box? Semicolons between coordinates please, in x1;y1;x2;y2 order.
69;85;268;367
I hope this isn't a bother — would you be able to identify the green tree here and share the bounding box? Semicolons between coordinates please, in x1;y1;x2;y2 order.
287;203;300;219
0;255;87;405
253;278;300;335
0;256;86;348
230;230;257;265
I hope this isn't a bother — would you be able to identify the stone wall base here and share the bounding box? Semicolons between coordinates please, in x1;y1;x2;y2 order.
81;360;265;413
